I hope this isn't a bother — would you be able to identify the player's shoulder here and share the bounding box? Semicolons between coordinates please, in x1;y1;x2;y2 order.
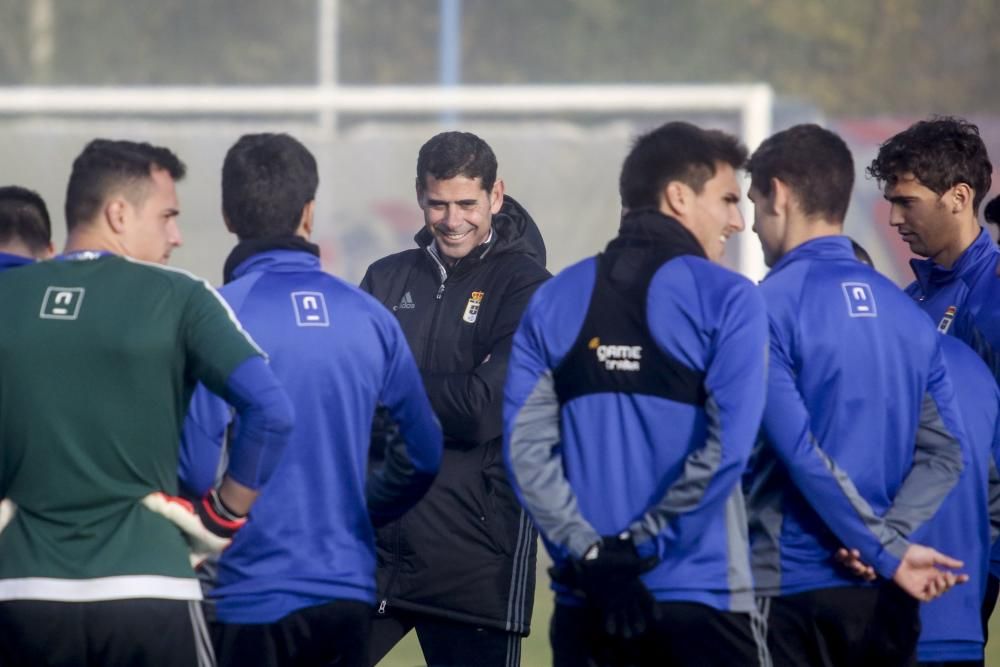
534;255;596;300
248;266;396;321
328;272;397;320
658;255;760;309
319;270;405;332
940;334;986;370
120;255;211;289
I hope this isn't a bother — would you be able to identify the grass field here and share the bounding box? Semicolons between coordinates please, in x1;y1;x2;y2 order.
378;547;1000;666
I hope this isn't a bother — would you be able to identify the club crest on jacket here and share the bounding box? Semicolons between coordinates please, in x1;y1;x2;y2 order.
462;291;484;323
937;305;957;334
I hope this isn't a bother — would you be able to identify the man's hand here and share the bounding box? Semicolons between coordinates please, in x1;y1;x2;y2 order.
892;544;969;601
141;490;246;568
834;547;876;582
571;533;658;639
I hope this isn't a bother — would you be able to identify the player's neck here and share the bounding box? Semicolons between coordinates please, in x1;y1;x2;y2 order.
783;218;842;256
64;226;121;257
933;219;981;269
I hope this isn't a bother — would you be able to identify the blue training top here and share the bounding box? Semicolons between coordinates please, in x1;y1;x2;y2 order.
914;336;1000;662
504;211;767;613
907;227;1000;577
748;236;965;596
179;248;442;624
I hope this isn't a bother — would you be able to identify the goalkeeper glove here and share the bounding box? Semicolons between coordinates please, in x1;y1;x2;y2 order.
141;490;246;568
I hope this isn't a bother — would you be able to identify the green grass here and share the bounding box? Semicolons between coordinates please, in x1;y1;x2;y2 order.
378;551;1000;666
988;613;1000;665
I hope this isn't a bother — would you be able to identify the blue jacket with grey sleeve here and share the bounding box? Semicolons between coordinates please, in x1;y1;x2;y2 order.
747;236;965;597
907;227;1000;577
504;210;768;613
914;336;1000;663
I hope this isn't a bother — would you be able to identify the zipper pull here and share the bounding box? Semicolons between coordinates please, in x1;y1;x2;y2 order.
377;599;387;615
435;284;445;301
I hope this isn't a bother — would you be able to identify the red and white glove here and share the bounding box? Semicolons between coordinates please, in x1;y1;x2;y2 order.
141;490;247;568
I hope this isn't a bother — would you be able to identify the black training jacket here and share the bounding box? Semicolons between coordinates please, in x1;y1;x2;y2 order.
361;195;549;634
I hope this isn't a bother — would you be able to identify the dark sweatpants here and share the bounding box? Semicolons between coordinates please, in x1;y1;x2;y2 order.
0;598;214;667
550;599;765;667
761;583;920;667
213;599;372;667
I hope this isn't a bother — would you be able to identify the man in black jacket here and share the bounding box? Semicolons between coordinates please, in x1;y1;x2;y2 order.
361;131;549;666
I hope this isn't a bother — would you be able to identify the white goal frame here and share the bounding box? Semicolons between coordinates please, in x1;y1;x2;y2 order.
0;83;773;278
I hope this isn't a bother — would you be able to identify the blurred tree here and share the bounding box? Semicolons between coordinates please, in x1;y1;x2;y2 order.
0;0;316;84
0;0;996;115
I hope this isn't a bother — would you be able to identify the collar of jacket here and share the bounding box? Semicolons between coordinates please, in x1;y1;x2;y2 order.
608;209;706;258
909;227;998;292
764;235;854;279
223;236;321;284
0;252;34;272
417;225;496;281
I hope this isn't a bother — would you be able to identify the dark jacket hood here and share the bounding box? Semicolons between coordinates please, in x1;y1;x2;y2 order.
414;194;547;269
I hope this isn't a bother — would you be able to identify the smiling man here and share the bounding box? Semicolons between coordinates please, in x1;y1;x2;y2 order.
360;131;549;667
504;121;769;666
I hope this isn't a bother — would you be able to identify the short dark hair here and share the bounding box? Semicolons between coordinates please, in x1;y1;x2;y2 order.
619;121;747;210
222;133;319;240
65;139;185;231
748;124;855;223
867;116;993;213
984;195;1000;226
416;131;497;193
0;186;51;253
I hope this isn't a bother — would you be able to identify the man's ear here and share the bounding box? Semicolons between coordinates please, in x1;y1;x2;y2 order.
661;180;690;218
104;197;127;234
489;178;505;214
949;182;973;215
415;184;426;209
770;177;789;216
298;200;316;239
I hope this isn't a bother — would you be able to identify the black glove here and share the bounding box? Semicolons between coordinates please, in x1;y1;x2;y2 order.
571;533;658;640
193;488;247;539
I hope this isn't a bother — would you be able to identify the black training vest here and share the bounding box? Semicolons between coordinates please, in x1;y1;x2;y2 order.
552;211;708;406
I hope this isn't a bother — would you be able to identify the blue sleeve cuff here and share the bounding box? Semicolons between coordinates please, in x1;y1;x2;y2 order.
874;548;903;581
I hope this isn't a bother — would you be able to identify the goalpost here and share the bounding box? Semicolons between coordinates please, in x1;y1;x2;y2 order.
0;83;773;279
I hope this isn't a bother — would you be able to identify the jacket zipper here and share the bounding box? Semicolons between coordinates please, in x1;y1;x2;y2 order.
421;248;449;368
422;282;447;368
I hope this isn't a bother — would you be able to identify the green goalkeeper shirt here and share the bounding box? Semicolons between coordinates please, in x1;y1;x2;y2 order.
0;252;261;601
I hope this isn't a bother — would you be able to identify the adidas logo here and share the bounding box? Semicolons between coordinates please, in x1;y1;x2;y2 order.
394;291;416;311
